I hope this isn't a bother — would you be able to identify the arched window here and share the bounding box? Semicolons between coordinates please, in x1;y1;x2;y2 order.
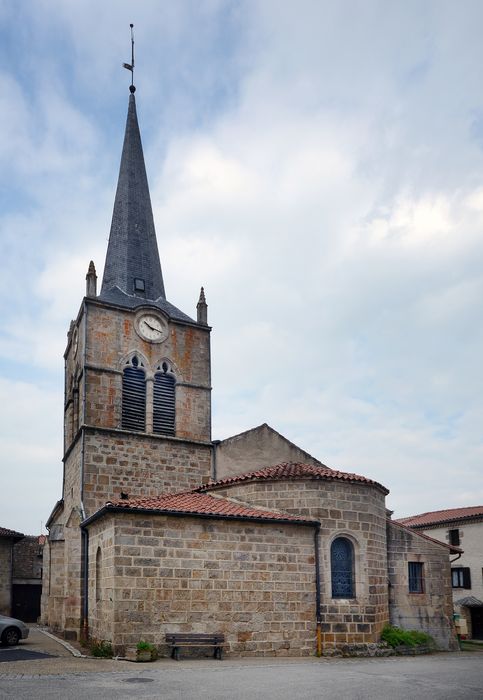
331;537;355;599
153;361;176;436
122;356;146;431
95;546;102;602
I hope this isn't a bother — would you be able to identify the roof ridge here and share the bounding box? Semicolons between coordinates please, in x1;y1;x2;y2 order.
198;461;389;495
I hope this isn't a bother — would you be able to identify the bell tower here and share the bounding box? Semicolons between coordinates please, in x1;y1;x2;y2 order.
43;80;212;638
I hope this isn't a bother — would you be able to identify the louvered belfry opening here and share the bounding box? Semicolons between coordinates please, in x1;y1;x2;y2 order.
122;356;146;431
153;362;175;436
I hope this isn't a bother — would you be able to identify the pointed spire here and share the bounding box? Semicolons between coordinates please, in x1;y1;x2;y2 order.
197;286;208;325
100;92;166;304
86;260;97;297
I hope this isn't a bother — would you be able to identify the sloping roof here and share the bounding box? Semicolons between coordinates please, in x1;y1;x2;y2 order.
388;519;462;553
455;596;483;607
0;526;24;540
197;462;389;495
84;491;317;526
396;505;483;528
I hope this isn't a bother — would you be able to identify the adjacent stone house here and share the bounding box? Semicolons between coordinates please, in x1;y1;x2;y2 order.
0;527;24;616
0;528;44;621
398;506;483;640
41;81;459;656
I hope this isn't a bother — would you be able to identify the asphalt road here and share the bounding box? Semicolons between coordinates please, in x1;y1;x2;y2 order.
0;628;482;700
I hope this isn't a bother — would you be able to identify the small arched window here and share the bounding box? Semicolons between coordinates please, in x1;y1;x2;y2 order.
153;361;176;436
95;546;102;602
331;537;355;599
122;356;146;431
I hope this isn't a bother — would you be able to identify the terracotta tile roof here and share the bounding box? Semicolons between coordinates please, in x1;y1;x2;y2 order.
105;491;316;524
198;462;389;495
396;505;483;528
388;519;462;553
0;526;24;539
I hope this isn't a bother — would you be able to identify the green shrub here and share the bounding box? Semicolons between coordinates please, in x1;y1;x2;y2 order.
89;639;113;657
381;625;434;648
136;640;154;652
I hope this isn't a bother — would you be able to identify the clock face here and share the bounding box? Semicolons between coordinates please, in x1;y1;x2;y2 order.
136;313;167;342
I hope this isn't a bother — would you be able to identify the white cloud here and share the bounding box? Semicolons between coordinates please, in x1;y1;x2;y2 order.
1;1;483;533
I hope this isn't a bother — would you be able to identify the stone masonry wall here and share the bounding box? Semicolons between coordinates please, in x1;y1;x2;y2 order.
82;429;212;517
87;519;115;644
209;479;389;648
215;425;322;480
83;302;211;442
88;513;317;657
0;539;13;615
387;521;458;650
13;536;43;580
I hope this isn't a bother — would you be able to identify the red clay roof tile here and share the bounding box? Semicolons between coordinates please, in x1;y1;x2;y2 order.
0;526;24;539
397;505;483;528
106;491;316;524
197;462;389;495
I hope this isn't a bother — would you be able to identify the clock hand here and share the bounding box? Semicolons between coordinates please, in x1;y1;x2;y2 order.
144;322;160;332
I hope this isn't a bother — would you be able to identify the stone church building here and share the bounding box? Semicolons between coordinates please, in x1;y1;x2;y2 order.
41;84;459;656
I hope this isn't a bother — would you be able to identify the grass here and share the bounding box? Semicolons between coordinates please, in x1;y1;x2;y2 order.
381;625;434;649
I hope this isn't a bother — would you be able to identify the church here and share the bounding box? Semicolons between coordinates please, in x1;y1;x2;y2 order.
41;80;459;657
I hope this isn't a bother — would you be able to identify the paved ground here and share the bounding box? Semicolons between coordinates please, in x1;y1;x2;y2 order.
0;627;482;699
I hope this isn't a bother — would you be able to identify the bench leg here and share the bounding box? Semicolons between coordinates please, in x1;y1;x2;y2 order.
171;646;180;660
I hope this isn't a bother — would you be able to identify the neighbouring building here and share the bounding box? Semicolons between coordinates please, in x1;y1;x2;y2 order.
0;528;44;621
0;527;24;616
41;78;460;656
398;506;483;640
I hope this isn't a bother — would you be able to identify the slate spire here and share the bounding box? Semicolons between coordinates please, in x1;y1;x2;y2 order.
100;91;166;303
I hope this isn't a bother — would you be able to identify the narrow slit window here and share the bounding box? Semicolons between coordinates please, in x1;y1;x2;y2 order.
408;561;424;593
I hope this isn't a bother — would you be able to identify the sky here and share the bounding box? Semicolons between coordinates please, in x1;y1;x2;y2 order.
1;0;482;534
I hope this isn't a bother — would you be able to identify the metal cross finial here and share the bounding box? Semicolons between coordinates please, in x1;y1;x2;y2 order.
123;23;136;93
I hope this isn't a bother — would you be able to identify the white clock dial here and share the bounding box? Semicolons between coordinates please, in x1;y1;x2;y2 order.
137;314;167;342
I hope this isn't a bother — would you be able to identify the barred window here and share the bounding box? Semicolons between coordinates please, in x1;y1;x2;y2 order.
331;537;355;598
408;561;424;593
122;356;146;431
153;362;175;436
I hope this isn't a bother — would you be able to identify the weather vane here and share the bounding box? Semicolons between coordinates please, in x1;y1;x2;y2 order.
123;23;135;92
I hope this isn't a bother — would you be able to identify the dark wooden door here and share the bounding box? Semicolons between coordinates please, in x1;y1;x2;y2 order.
11;584;41;622
470;606;483;639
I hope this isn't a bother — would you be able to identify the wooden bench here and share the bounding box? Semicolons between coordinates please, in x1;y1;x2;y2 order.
165;633;225;660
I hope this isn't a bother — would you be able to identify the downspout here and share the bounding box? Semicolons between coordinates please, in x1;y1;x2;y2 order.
314;523;322;656
80;300;88;639
212;440;220;482
450;552;462;564
81;525;89;641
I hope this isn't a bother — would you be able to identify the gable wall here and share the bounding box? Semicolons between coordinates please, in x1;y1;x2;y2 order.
215;425;322;480
386;522;458;650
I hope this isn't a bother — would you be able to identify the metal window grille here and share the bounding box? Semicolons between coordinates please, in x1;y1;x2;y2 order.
122;366;146;431
408;562;424;593
153;371;175;436
331;537;354;598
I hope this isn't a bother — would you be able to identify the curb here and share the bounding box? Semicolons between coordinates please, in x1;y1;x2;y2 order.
37;628;85;658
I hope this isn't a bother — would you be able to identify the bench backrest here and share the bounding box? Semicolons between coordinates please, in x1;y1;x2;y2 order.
166;633;225;644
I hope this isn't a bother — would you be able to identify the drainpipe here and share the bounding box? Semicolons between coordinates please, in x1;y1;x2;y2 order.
81;525;89;641
314;524;322;656
212;440;220;482
80;301;88;640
